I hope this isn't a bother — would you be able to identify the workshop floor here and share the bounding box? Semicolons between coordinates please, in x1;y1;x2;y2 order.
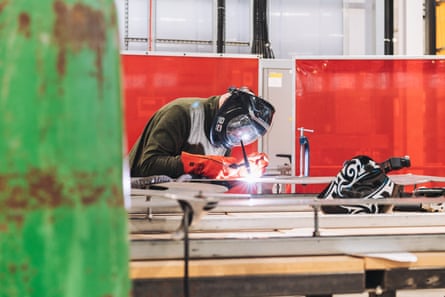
275;289;445;297
335;289;445;296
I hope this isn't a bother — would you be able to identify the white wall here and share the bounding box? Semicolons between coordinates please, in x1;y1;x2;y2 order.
115;0;424;57
394;0;425;55
268;0;344;57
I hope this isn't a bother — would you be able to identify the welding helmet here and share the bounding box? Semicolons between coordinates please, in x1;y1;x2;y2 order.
317;155;405;214
210;88;275;148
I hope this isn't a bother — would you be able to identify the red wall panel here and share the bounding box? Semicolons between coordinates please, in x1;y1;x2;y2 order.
295;59;445;190
121;54;259;158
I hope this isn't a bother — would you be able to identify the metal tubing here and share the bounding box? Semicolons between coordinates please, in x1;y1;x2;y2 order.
130;233;445;260
297;128;314;177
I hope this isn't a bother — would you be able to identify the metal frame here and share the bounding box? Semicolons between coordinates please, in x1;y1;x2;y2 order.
131;233;445;260
123;0;253;52
129;192;445;260
129;181;445;296
129;210;445;233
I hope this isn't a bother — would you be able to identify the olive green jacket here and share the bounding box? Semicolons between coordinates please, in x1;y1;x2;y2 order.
128;96;229;178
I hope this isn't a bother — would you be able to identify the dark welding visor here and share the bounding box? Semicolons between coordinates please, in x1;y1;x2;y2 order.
210;88;275;148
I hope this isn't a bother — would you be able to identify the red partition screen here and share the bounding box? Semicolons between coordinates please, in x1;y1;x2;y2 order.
295;58;445;187
121;54;259;157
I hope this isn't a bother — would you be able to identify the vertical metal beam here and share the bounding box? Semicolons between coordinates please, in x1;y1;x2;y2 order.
147;0;154;51
384;0;394;55
425;0;437;55
0;1;130;297
217;0;226;53
125;0;129;49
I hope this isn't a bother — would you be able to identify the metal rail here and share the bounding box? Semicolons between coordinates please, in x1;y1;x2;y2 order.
129;192;445;260
131;232;445;260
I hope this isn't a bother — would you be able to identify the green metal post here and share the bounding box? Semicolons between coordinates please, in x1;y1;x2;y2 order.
0;1;130;297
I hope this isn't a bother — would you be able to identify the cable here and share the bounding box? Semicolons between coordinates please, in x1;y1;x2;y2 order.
251;0;275;58
179;202;192;297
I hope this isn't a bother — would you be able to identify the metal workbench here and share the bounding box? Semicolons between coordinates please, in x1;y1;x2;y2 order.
128;179;445;297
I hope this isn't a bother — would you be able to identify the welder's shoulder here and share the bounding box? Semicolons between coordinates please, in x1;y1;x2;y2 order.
158;97;207;117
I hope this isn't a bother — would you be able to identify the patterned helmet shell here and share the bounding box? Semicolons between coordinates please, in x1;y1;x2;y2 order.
318;155;401;214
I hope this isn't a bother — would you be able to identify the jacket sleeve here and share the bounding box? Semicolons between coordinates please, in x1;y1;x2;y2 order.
129;105;190;178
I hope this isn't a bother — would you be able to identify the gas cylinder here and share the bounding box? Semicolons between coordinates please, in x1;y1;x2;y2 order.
0;1;129;296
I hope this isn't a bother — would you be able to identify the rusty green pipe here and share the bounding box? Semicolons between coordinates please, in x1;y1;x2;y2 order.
0;1;130;296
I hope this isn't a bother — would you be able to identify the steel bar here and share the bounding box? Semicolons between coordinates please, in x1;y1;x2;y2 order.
130;232;445;260
130;190;445;208
133;173;445;186
128;211;445;233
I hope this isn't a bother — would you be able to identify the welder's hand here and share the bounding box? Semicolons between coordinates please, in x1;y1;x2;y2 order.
181;152;238;179
233;152;269;178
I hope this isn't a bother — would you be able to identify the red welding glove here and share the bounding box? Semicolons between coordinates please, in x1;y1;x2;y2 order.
224;152;269;194
230;152;269;178
181;152;270;179
181;152;239;179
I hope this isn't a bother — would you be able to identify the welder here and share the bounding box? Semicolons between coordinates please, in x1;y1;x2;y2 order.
128;87;275;180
